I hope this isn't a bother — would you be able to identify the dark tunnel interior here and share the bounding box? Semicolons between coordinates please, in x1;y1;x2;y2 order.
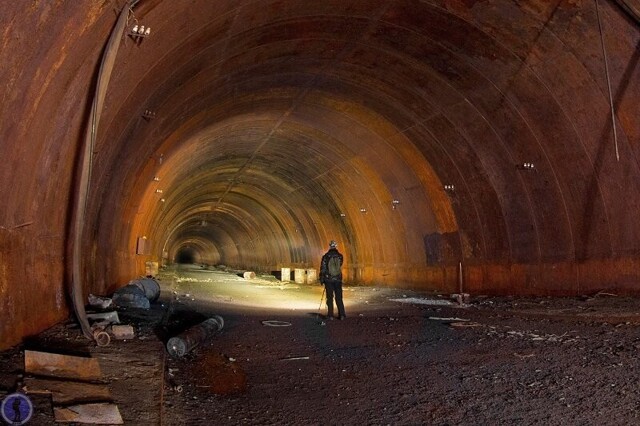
0;0;638;349
175;247;197;265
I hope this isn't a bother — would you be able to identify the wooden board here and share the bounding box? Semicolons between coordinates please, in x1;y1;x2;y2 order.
54;403;123;424
23;377;111;405
24;350;103;381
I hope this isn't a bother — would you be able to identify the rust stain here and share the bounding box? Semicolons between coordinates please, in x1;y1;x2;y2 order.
1;19;14;52
0;260;7;299
189;351;247;395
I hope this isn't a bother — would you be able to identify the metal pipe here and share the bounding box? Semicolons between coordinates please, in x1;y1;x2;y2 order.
166;316;225;357
71;0;140;340
613;0;640;24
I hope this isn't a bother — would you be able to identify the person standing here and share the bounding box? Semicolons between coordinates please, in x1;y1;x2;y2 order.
320;240;345;320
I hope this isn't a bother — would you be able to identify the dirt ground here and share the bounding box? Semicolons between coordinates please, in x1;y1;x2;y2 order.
2;265;640;425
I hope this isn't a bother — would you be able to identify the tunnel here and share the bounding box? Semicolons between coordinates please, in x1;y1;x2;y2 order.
0;0;639;351
175;247;198;265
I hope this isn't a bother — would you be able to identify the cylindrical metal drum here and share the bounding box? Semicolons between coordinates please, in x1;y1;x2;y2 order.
130;278;161;302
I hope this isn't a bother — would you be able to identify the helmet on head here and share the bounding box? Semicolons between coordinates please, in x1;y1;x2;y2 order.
329;240;337;248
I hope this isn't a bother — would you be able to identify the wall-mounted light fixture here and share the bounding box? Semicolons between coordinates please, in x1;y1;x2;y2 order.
155;189;163;194
340;213;346;217
444;184;455;192
143;109;157;120
359;208;367;213
128;24;151;42
153;176;160;182
517;162;536;171
392;199;400;210
160;198;165;203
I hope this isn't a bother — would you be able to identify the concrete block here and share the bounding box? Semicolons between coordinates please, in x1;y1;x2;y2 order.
294;268;306;284
110;325;135;340
306;268;317;283
280;267;290;282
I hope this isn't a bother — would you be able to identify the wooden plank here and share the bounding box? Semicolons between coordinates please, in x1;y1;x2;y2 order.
54;403;123;424
24;350;102;381
23;377;111;405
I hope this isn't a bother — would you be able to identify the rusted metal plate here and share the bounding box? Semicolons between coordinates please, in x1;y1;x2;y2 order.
24;350;103;382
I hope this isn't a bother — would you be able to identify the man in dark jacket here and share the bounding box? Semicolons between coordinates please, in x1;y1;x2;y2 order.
320;240;345;320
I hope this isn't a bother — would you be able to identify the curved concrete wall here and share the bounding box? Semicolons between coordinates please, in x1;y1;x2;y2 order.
0;0;638;348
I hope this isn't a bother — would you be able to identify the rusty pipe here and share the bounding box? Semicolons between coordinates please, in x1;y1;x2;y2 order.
71;0;139;340
166;315;225;357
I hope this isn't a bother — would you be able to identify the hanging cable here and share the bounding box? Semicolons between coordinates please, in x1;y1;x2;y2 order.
595;0;619;161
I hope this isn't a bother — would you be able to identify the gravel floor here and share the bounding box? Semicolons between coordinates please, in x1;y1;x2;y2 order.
2;265;640;425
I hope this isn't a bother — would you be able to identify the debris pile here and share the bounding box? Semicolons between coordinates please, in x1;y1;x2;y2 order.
23;350;123;424
86;310;137;347
389;297;454;306
112;278;161;310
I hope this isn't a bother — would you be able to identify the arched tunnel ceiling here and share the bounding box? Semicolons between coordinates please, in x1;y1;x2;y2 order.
89;0;638;290
0;1;639;350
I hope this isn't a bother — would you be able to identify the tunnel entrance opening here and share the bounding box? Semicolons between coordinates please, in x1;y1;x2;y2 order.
175;247;197;264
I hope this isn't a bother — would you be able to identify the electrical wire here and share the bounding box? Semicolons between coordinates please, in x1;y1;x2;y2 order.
595;0;620;161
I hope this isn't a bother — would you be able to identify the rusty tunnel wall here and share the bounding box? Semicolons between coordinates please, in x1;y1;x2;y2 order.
1;0;639;350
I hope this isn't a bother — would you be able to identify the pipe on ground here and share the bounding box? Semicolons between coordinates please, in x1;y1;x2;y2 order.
166;315;225;357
